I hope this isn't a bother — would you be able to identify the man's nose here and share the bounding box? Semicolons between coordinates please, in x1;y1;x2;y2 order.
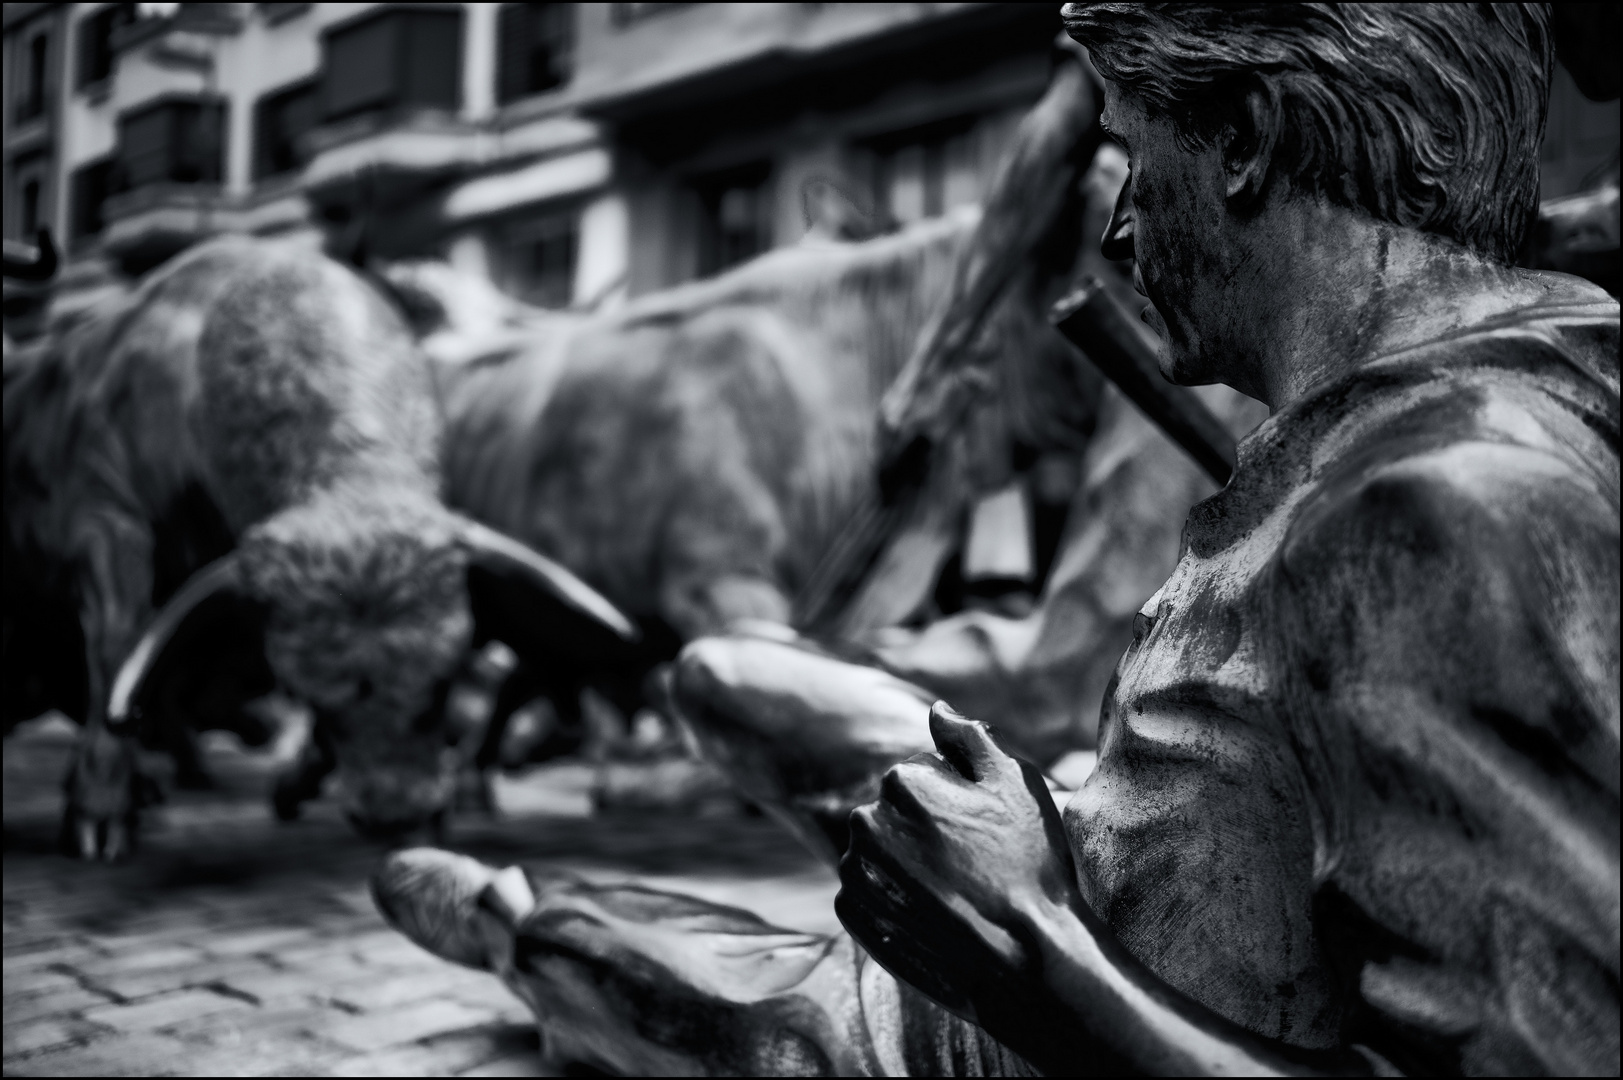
1101;169;1135;262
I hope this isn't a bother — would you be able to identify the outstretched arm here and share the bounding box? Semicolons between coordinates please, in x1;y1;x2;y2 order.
836;704;1371;1076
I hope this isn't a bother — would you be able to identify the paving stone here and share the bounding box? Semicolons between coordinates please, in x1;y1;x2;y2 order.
442;977;533;1022
323;998;499;1054
3;935;77;959
324;1030;509;1077
165;1002;346;1049
1;1014;114;1058
12;1030;197;1077
325;967;489;1013
203;926;317;959
2;982;120;1025
170;1035;353;1079
81;986;257;1034
2;941;96;974
342;930;442;970
6;726;837;1075
81;941;209;973
212;963;355;1007
3;966;83;999
80;963;241;1004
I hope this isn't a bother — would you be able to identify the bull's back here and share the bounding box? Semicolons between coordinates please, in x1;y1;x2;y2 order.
189;241;441;530
443;225;969;630
450;308;866;631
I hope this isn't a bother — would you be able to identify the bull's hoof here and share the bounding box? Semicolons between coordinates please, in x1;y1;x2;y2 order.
61;728;143;860
58;812;135;861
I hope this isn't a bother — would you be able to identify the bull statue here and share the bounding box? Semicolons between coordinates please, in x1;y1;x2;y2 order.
407;43;1122;776
3;235;637;859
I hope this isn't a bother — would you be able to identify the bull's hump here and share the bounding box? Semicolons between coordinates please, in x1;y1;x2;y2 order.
192;245;440;526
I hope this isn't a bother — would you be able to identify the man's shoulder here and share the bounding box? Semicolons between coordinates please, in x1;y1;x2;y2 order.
1285;439;1614;569
1274;284;1619;566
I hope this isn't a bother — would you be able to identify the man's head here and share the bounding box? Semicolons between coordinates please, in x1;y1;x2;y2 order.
1063;3;1554;388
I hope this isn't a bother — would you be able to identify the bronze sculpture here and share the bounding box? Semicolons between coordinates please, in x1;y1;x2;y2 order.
374;4;1619;1074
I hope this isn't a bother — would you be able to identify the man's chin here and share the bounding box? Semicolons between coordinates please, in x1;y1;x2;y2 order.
1140;300;1167;339
1140;301;1217;387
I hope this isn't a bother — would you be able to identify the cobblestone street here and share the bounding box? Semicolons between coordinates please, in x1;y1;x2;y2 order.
3;717;840;1077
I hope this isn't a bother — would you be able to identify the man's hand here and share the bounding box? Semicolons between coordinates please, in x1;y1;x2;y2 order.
835;701;1083;1025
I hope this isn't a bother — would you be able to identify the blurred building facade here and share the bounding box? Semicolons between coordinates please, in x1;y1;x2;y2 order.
2;1;1067;327
6;2;1618;334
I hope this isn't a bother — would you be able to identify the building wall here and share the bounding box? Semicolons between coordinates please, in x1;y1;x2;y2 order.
12;2;1613;330
3;1;1064;322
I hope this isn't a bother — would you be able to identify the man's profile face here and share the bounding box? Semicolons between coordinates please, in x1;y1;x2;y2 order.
1099;81;1244;389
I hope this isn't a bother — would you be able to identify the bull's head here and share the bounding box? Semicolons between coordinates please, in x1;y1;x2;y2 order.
106;487;636;840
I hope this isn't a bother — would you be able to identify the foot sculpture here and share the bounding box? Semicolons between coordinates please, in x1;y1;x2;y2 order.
372;848;1035;1076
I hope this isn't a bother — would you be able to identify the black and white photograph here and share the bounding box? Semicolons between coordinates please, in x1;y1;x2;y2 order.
3;2;1618;1076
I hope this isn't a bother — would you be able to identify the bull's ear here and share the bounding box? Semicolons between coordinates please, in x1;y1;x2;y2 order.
107;554;273;734
459;521;640;667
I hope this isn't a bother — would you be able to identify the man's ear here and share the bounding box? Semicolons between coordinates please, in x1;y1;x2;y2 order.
1224;81;1280;211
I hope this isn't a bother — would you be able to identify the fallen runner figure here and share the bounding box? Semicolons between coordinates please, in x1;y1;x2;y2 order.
373;4;1618;1075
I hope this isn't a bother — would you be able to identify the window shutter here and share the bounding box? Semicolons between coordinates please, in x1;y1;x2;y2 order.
323;14;398;120
402;9;463;111
497;4;533;105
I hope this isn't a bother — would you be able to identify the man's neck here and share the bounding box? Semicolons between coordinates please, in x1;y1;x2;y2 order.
1235;201;1542;411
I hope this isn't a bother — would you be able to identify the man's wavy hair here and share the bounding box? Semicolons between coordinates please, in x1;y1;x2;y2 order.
1061;3;1553;263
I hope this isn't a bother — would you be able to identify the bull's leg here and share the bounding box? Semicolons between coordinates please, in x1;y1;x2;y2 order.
373;849;1034;1076
477;662;586;771
272;722;335;821
60;722;143;861
62;518;155;859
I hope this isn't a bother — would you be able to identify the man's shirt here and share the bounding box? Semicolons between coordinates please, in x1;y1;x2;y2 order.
1066;275;1619;1075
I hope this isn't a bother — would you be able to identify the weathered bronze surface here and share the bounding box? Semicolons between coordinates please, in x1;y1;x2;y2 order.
836;4;1620;1074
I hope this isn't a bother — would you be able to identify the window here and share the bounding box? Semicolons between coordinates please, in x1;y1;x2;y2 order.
497;4;575;104
493;209;579;309
77;3;137;89
15;33;49;123
7;150;48;240
692;161;772;277
70;158;115;241
21;181;42;237
253;79;318;179
866;117;979;228
117;98;227;190
321;7;462;123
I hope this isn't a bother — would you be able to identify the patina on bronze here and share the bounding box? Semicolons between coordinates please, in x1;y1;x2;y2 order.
838;3;1619;1075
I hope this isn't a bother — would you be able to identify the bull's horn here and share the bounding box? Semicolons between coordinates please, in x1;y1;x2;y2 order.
107;554;247;730
459;521;638;642
2;228;58;282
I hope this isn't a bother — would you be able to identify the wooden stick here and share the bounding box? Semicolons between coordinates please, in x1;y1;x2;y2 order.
1050;278;1237;487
